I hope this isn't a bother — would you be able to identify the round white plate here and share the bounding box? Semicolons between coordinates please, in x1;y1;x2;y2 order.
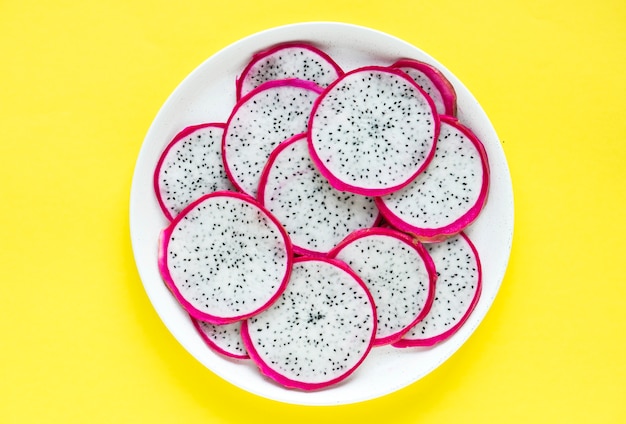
130;22;514;406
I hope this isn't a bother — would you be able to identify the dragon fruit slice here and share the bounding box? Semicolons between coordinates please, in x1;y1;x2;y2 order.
222;79;323;197
257;133;379;256
376;116;490;242
192;317;249;359
154;123;234;221
393;232;482;347
391;59;457;116
236;42;343;99
308;66;439;196
241;256;376;390
158;191;293;324
328;227;436;345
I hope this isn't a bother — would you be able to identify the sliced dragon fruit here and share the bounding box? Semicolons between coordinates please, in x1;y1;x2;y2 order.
376;115;490;242
222;78;323;197
391;58;457;116
158;191;293;324
308;66;439;196
154;123;234;221
393;232;482;347
192;317;249;359
257;133;379;256
241;256;377;390
328;227;436;345
236;42;343;99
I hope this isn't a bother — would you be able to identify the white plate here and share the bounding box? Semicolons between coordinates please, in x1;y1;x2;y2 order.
130;22;514;406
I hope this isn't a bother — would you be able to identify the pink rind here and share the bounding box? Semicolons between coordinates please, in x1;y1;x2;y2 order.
392;232;482;348
391;58;458;117
222;79;324;196
153;122;227;221
307;65;440;197
191;316;249;360
257;133;382;257
328;227;436;346
235;42;344;100
240;256;377;391
157;191;294;325
375;115;490;243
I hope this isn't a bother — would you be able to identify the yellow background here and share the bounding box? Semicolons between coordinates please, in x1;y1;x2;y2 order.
1;0;625;422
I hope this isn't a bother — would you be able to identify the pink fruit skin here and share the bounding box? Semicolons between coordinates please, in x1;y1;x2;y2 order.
391;58;458;117
153;122;226;221
235;42;344;100
240;256;377;391
222;79;324;196
190;316;249;360
392;232;482;348
158;191;294;325
376;115;490;243
257;133;382;257
328;227;436;346
307;65;440;197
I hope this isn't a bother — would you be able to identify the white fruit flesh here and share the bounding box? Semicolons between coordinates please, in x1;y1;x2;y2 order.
330;228;435;345
394;232;481;347
308;66;438;196
258;134;378;255
193;318;248;359
242;257;376;390
160;192;292;324
155;123;233;220
223;79;322;197
377;117;489;242
237;43;342;98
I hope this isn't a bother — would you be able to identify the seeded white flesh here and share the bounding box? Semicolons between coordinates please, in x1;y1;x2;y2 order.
238;44;342;98
331;229;435;345
259;134;378;254
242;258;376;389
397;67;447;115
379;118;487;232
193;318;248;358
223;80;322;197
308;67;437;194
396;233;481;346
162;193;291;323
155;124;233;220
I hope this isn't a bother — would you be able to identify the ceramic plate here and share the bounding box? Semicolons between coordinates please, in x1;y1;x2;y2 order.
129;22;514;406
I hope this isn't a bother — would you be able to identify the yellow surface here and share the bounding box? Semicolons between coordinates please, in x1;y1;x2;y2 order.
1;0;625;422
